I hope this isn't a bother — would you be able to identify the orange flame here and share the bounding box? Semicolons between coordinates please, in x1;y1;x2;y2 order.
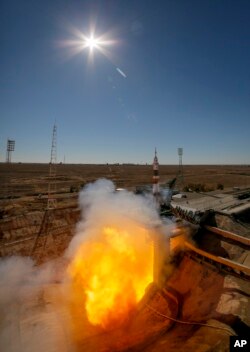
68;223;154;329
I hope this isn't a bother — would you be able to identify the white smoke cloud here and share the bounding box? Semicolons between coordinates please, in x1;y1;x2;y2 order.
0;179;165;350
0;256;55;305
66;178;161;258
0;256;56;351
0;256;34;304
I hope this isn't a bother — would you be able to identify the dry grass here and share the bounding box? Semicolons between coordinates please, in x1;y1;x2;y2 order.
0;162;249;216
1;163;250;197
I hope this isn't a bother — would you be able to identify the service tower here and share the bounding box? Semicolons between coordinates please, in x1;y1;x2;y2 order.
152;148;160;196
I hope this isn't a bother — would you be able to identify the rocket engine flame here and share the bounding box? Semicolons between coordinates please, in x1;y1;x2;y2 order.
68;223;154;329
66;179;159;329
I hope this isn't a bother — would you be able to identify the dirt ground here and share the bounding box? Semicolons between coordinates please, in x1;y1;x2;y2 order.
0;163;250;220
1;163;250;198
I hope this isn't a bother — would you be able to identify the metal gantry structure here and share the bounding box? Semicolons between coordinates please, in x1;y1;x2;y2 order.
30;124;57;261
47;124;57;210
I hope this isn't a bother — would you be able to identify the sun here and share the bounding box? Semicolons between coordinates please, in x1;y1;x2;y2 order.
58;26;117;63
84;35;100;50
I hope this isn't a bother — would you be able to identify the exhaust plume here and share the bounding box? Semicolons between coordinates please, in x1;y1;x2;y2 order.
0;179;185;350
66;179;161;328
67;179;160;257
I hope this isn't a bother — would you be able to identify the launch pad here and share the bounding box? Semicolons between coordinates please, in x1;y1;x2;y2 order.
0;163;249;351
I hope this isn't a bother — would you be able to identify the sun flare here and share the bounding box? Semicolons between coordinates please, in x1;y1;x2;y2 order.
84;35;100;50
58;25;117;63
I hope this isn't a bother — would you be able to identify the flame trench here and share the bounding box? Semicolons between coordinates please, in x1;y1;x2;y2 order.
68;222;154;329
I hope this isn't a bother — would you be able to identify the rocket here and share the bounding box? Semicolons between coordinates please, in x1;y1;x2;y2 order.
152;148;160;195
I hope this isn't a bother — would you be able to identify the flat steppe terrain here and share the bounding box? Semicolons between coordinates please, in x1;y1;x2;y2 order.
1;163;250;195
0;163;250;216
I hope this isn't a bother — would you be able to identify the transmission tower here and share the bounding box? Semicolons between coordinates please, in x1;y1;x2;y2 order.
176;147;184;190
47;124;57;209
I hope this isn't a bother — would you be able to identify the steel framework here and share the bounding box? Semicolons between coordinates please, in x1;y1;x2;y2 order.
47;124;57;209
6;139;15;163
30;124;57;260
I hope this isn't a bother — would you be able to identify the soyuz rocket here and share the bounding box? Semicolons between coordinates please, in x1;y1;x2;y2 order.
152;148;160;195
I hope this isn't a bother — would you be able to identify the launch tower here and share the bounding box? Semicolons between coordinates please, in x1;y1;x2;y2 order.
47;124;57;209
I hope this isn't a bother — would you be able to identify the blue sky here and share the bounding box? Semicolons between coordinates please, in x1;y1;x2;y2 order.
1;0;250;164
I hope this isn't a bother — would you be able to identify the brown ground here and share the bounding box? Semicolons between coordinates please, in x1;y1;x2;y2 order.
1;163;249;218
1;163;250;197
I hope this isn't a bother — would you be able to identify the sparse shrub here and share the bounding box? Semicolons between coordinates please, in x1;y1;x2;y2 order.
185;183;211;192
70;185;78;193
217;183;224;190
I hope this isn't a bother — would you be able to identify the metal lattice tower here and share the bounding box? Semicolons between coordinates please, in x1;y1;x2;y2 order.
6;139;15;163
177;147;184;189
47;124;57;209
30;124;57;261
